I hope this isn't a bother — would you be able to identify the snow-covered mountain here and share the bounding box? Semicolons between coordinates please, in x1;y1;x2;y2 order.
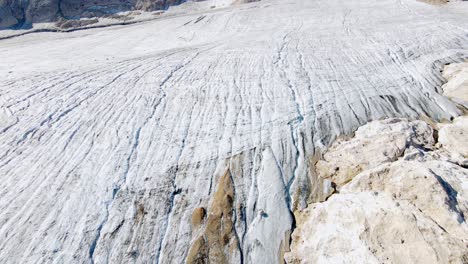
0;0;467;263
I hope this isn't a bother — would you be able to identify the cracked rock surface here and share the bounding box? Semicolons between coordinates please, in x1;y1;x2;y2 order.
315;119;435;187
0;0;468;263
442;61;468;106
286;117;468;264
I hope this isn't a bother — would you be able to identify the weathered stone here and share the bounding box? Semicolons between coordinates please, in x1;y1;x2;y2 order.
287;116;468;264
0;0;228;29
186;236;208;264
287;192;467;264
191;207;206;228
186;170;241;264
442;61;468;105
315;119;434;187
438;116;468;157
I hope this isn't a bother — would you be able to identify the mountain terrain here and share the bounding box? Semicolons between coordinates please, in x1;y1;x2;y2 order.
0;0;467;263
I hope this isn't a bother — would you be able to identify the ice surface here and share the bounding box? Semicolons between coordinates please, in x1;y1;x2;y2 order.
0;0;467;262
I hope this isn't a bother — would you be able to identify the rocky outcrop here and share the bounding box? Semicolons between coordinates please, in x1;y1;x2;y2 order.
187;170;241;264
286;62;468;264
0;0;220;29
439;116;468;157
442;61;468;106
315;119;435;188
286;117;468;264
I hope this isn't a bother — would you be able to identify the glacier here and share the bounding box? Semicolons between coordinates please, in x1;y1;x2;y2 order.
0;0;467;263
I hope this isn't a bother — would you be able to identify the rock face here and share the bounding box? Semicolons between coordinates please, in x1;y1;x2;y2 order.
315;119;435;187
0;0;468;263
439;116;468;157
0;0;232;29
187;170;241;264
442;61;468;106
286;117;468;264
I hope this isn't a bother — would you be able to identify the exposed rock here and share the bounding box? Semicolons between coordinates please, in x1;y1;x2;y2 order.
0;1;19;29
187;236;209;264
0;0;236;29
191;207;206;228
438;116;468;157
55;18;99;29
438;61;468;156
344;159;468;237
287;117;468;264
315;119;435;187
286;192;467;264
187;170;241;264
442;61;468;106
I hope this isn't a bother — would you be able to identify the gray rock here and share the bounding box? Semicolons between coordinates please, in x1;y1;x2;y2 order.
0;0;189;29
287;117;468;264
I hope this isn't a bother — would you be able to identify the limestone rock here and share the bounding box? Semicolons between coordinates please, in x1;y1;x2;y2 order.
343;159;468;238
442;61;468;105
287;117;468;264
315;119;434;187
438;116;468;157
286;192;468;264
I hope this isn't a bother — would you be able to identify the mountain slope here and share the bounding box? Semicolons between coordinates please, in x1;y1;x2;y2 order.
0;0;467;263
0;0;246;29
